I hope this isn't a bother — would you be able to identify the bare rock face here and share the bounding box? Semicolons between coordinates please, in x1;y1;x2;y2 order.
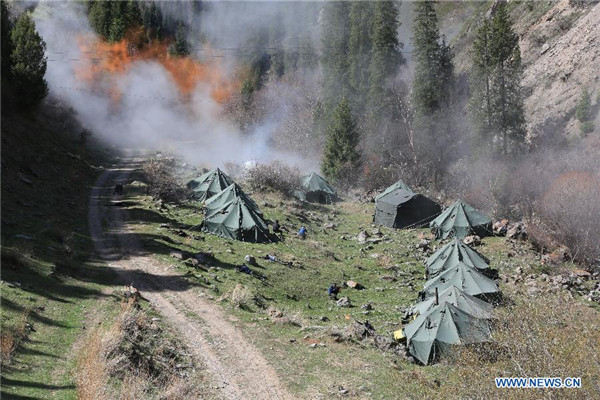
520;2;600;139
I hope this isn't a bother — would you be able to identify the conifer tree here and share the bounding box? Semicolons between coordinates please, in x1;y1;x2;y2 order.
348;1;374;112
411;0;456;187
367;1;401;117
321;1;351;112
1;1;13;82
470;4;526;155
10;11;47;108
412;0;451;114
322;98;361;184
168;22;190;57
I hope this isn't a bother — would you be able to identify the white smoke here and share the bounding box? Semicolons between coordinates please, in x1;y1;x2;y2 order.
33;1;316;170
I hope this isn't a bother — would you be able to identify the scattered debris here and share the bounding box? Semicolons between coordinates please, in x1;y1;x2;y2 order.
336;297;352;307
357;230;370;244
463;235;481;246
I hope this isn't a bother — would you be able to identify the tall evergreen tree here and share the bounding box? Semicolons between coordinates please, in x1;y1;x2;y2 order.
367;0;402;119
321;1;351;112
412;0;452;114
1;1;13;82
348;1;374;112
410;0;456;187
168;22;190;56
322;98;361;184
87;0;141;42
10;11;47;108
470;4;526;155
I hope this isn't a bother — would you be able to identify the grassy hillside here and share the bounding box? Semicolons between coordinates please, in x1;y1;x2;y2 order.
122;167;600;399
0;102;121;399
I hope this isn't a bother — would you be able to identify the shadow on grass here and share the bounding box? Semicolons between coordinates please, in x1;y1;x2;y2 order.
1;377;75;391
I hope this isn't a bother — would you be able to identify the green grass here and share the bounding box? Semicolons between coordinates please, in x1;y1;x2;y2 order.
122;179;569;398
1;104;119;399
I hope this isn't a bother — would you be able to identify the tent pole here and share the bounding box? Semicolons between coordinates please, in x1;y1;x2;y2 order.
435;288;439;306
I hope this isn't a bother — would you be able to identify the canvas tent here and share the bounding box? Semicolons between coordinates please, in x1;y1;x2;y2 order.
204;183;261;216
404;302;492;365
411;286;493;320
187;168;234;202
374;184;441;229
421;262;500;299
426;238;490;278
202;197;272;243
429;200;492;240
374;180;413;202
296;173;339;204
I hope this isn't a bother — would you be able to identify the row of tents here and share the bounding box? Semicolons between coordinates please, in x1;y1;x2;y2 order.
187;169;340;242
372;181;502;364
374;180;493;240
400;238;502;365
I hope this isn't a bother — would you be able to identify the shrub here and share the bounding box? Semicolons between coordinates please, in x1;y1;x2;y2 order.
142;158;189;203
580;120;594;136
575;88;591;123
246;161;301;196
538;171;600;262
229;284;255;310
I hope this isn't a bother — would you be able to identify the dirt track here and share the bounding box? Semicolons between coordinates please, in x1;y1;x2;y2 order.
88;158;292;400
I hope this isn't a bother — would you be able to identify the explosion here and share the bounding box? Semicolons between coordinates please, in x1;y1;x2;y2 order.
75;29;238;104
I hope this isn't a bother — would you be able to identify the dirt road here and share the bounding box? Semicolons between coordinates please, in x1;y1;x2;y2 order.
88;159;292;400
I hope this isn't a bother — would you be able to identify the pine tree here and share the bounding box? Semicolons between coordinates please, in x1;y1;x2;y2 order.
1;1;13;82
10;11;47;108
321;1;351;112
470;4;526;155
322;98;361;184
411;0;456;187
348;1;374;112
87;0;141;42
168;22;190;57
366;1;402;123
412;0;449;114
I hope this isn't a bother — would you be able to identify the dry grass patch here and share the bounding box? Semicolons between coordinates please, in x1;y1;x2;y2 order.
436;294;600;399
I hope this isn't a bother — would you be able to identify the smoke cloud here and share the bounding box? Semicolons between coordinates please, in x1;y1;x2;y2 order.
33;1;319;170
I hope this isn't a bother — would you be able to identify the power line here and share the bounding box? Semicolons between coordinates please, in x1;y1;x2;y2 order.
48;84;220;104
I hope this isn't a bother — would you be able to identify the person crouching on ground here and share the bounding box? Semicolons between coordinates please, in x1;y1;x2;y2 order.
328;283;340;300
298;226;307;240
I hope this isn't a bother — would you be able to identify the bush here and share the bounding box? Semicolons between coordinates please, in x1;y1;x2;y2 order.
142;158;189;203
245;161;301;196
580;120;594;136
538;171;600;262
575;88;591;123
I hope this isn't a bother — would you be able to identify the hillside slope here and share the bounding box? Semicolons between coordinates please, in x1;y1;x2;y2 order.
447;0;599;141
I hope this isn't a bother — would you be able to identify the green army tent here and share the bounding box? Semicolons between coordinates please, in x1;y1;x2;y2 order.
187;168;234;202
204;183;261;216
374;186;441;229
426;238;490;278
429;200;492;240
412;286;493;319
404;302;491;365
296;173;339;204
421;262;500;299
374;180;413;202
202;197;272;243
